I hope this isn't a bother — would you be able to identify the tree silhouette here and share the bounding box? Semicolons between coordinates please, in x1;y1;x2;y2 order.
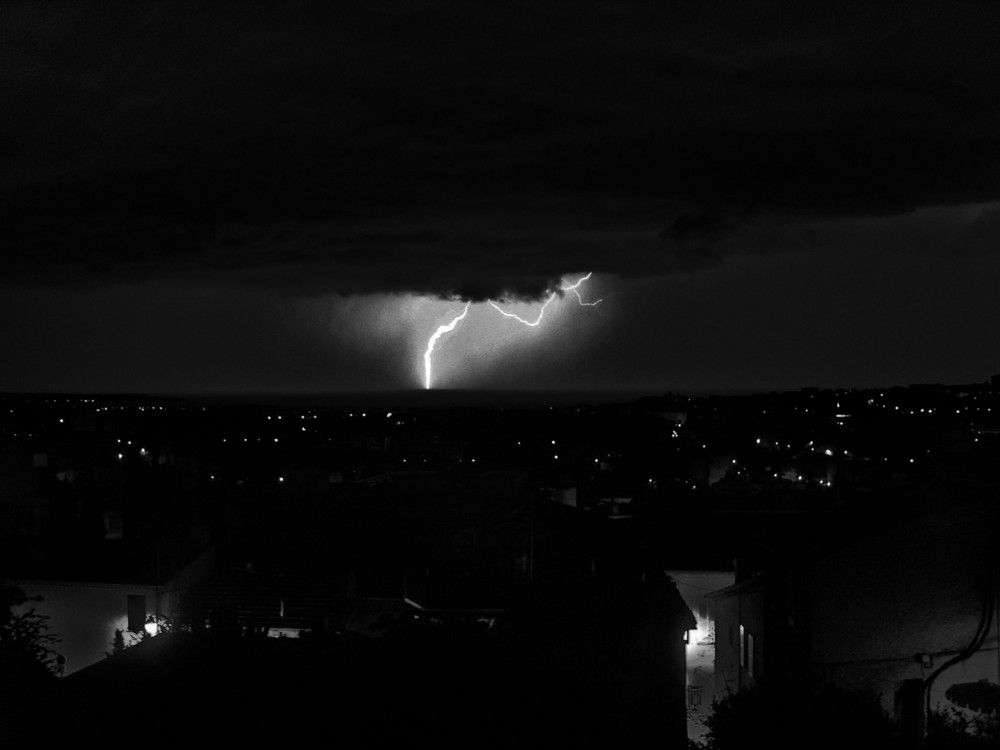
0;582;60;674
0;583;66;744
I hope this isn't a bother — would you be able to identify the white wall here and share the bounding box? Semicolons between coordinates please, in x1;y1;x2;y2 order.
10;546;215;675
11;579;162;675
809;499;1000;715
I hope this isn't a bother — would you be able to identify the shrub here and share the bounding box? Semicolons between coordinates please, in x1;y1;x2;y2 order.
702;683;900;750
0;582;60;674
926;707;1000;750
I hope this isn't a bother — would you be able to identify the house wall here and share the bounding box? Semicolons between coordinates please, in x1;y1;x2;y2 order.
711;587;766;697
11;545;216;675
159;544;216;614
11;579;162;675
738;591;765;689
609;583;692;747
712;594;741;699
808;499;1000;715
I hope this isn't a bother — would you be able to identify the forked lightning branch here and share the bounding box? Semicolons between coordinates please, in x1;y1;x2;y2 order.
423;273;602;389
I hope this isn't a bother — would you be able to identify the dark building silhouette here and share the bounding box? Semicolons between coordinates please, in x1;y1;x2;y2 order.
709;488;1000;746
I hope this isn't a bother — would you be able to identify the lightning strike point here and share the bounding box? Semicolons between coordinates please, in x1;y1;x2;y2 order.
424;301;471;389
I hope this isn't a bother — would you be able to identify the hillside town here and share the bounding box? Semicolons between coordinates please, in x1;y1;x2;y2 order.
3;379;1000;746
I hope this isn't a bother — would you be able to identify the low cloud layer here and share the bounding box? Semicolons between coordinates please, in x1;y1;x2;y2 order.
4;2;1000;299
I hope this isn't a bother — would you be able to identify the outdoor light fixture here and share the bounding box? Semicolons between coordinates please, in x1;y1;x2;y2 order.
144;616;159;637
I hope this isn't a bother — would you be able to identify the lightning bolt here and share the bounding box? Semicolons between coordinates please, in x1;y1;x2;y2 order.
422;273;601;388
487;272;602;326
561;271;602;307
423;301;471;389
487;294;556;327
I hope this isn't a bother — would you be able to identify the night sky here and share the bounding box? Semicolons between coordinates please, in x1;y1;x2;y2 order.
4;2;1000;393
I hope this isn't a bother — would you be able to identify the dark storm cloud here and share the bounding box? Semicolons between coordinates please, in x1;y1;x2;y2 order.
4;1;1000;299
